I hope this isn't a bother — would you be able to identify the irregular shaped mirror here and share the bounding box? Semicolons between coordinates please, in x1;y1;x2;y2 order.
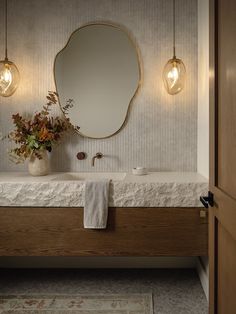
54;24;140;138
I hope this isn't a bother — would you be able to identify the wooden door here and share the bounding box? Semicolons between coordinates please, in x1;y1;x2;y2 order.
209;0;236;313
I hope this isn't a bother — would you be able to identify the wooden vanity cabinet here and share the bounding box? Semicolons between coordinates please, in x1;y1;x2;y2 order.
0;207;208;256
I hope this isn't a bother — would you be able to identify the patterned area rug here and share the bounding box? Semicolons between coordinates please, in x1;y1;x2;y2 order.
0;294;153;313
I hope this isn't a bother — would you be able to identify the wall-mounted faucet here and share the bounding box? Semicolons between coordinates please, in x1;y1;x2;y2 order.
91;152;103;167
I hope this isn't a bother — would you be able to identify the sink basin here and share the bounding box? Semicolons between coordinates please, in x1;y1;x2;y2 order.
52;172;126;181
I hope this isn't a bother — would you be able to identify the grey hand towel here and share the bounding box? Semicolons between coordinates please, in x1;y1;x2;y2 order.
84;179;110;229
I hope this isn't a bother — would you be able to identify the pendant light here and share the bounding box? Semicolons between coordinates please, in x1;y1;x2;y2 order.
0;0;20;97
163;0;186;95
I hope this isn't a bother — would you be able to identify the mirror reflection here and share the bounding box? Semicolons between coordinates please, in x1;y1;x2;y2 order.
54;24;140;138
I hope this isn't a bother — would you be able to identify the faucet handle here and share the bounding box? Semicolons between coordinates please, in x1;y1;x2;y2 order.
96;152;103;159
76;152;87;160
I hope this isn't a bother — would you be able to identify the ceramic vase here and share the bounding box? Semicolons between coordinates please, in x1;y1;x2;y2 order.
28;150;50;176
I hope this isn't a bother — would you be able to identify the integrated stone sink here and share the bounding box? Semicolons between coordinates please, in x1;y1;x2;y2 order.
52;172;126;181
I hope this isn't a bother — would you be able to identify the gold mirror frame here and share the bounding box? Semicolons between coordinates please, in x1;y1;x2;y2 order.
53;22;142;139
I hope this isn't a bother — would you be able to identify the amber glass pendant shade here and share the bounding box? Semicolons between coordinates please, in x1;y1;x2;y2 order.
0;0;20;97
0;58;20;97
163;57;186;95
163;0;186;95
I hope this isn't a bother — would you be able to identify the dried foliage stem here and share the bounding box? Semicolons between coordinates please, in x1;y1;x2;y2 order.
8;91;78;164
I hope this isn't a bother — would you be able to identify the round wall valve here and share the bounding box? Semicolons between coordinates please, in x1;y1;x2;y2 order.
76;152;87;160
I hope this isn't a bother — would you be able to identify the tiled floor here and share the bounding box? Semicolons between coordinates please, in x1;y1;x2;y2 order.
0;269;208;314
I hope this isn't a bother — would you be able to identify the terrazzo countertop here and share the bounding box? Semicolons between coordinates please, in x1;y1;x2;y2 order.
0;172;208;207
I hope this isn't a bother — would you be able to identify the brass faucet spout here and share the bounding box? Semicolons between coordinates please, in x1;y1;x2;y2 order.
91;152;103;167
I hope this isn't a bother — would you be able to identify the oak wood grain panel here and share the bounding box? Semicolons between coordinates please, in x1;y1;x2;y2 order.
217;0;236;199
0;207;208;257
209;0;217;312
218;224;236;314
209;0;236;312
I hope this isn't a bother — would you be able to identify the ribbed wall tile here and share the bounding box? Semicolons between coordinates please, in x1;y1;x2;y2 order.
0;0;197;172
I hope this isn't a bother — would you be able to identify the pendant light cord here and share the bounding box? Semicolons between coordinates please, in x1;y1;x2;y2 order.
5;0;8;60
173;0;176;58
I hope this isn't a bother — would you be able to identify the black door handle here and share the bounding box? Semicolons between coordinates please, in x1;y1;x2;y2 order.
200;191;214;208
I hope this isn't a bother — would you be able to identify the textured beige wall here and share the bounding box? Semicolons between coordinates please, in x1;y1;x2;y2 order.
0;0;197;172
197;0;209;179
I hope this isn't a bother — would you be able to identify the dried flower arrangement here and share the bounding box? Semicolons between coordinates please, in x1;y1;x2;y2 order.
7;91;78;163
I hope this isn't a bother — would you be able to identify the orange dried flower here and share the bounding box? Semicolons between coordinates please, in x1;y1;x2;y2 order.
8;91;75;163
